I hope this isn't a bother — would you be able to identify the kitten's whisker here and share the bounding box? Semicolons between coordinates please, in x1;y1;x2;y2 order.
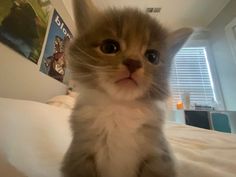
71;45;121;72
69;71;92;78
76;74;92;78
147;80;169;96
72;61;111;71
70;54;117;71
74;46;99;62
146;90;152;101
151;86;169;96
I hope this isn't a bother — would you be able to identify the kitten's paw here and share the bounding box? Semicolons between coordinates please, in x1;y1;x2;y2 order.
138;155;176;177
61;152;98;177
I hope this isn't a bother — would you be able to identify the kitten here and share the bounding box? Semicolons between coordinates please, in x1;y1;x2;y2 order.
61;0;192;177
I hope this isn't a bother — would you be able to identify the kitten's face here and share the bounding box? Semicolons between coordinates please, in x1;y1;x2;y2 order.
69;1;192;101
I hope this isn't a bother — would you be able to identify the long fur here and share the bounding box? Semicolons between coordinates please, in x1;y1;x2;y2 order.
61;0;192;177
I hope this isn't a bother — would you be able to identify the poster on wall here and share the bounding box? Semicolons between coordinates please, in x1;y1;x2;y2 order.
0;0;52;64
40;9;72;84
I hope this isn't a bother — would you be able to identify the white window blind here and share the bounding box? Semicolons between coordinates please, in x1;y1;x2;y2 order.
170;47;217;108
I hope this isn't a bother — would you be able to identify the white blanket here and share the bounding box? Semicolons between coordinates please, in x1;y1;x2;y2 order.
0;97;236;177
165;123;236;177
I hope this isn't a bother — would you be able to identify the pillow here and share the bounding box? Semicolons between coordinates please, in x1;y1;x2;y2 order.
0;97;72;177
46;90;78;109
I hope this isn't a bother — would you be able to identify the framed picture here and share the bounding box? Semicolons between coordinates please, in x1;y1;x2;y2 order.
225;17;236;65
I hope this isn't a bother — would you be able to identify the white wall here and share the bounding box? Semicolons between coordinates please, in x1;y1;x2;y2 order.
208;0;236;111
0;0;76;102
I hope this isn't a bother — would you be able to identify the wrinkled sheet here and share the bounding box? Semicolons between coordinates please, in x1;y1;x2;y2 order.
165;123;236;177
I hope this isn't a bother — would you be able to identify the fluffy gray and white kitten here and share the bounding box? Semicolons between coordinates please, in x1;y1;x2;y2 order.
61;0;192;177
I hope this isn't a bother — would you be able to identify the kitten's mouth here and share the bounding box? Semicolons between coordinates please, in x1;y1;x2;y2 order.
115;77;138;87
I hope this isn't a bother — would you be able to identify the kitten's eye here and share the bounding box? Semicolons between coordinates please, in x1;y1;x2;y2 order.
100;39;120;54
145;49;160;65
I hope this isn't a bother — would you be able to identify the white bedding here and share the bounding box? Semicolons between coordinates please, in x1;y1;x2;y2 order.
0;97;236;177
166;123;236;177
46;91;78;109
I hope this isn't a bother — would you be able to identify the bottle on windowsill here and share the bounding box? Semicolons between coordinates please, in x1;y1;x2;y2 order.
175;101;186;124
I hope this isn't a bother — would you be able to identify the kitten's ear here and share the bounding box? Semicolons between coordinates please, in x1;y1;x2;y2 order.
73;0;100;35
167;28;193;58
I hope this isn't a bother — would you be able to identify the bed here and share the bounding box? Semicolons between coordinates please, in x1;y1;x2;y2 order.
0;96;236;177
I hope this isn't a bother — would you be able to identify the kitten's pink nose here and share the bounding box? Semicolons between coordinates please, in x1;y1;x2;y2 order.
122;59;142;73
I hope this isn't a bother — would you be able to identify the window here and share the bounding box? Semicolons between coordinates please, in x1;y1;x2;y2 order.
170;47;217;109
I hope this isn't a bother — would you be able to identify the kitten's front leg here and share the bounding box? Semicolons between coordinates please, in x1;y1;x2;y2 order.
61;142;99;177
138;153;176;177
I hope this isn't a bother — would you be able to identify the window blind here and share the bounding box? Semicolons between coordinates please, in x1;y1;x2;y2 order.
170;47;216;108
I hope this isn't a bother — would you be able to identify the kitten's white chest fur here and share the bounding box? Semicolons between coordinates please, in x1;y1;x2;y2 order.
77;91;162;177
94;104;148;177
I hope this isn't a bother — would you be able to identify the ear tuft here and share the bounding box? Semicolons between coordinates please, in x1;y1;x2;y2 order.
167;28;193;58
73;0;100;35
